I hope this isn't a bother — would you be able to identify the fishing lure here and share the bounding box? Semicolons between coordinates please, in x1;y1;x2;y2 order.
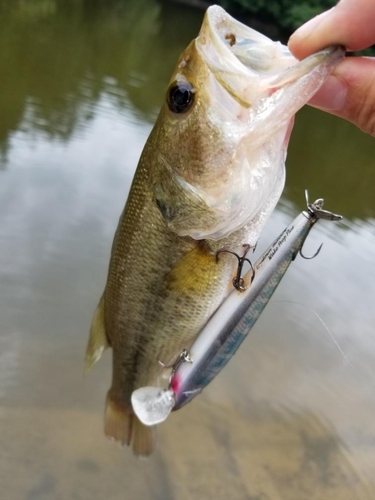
131;192;342;425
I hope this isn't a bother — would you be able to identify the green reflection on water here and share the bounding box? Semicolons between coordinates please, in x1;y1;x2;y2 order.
0;0;374;222
287;107;375;220
0;0;200;156
1;2;375;499
2;0;374;224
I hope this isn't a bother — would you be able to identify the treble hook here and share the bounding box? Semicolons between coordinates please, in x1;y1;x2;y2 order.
158;349;193;385
216;244;255;291
158;349;193;370
299;189;342;260
304;189;343;221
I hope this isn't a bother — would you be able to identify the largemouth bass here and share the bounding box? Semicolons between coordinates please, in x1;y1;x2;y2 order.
85;5;344;456
131;193;343;427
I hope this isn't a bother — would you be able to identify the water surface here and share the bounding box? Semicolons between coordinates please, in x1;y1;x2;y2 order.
1;1;375;499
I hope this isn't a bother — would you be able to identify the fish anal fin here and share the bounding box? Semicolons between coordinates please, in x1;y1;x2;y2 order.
85;296;110;374
105;390;156;457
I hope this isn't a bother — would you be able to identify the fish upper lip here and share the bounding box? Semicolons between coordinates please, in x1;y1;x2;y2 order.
197;5;344;96
197;5;294;80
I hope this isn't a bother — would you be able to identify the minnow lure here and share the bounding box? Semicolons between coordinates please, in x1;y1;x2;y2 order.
131;193;342;425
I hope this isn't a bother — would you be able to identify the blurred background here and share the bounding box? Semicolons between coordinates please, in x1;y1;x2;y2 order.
1;1;375;499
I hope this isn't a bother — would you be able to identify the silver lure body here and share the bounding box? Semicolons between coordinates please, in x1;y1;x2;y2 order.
171;196;342;411
130;194;342;426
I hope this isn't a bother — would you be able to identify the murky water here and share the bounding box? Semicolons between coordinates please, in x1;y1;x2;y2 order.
1;1;375;499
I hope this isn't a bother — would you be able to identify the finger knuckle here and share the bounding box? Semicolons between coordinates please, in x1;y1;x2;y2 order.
354;81;375;137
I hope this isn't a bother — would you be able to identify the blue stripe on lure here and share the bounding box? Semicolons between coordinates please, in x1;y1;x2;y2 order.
131;192;342;426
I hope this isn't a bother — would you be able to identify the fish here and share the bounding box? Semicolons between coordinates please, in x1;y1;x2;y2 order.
131;193;343;427
85;5;344;456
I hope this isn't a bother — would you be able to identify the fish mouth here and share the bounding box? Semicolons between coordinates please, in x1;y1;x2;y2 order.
197;5;344;109
154;7;344;241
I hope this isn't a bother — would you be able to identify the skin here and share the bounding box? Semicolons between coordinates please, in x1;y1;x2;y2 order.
288;0;375;136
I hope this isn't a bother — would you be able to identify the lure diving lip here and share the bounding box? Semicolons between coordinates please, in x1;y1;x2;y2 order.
131;192;342;426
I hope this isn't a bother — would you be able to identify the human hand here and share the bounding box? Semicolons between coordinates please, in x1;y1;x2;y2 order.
288;0;375;136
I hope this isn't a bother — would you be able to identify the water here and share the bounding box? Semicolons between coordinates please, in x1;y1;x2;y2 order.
1;1;375;498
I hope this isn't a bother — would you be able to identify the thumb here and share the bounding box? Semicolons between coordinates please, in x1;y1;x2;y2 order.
288;0;375;59
307;57;375;136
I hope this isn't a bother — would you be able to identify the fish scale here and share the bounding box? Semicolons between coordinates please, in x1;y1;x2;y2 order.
103;153;240;447
85;5;344;455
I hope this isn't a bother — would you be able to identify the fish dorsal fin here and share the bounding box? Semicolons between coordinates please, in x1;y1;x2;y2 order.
85;296;110;374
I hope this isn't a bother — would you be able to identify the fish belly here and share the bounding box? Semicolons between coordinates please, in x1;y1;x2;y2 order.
87;155;237;455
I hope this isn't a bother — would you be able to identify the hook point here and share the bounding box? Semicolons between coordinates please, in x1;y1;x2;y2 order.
300;241;323;260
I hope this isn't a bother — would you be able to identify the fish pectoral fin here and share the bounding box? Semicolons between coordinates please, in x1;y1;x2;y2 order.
163;244;218;295
84;296;110;374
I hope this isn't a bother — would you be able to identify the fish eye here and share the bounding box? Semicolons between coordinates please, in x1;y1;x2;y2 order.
167;81;195;113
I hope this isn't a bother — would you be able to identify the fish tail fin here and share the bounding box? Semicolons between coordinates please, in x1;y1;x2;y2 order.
85;296;110;374
104;390;156;457
132;413;157;457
